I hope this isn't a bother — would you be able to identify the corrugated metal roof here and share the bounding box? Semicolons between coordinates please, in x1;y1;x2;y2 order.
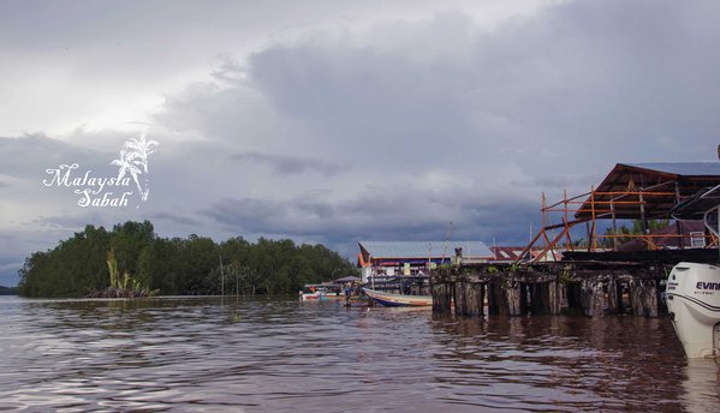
575;162;720;220
359;241;492;259
623;162;720;176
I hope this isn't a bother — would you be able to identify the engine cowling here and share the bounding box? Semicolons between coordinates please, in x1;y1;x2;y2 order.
666;262;720;358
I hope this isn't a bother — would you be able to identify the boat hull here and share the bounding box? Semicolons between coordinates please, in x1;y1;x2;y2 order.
363;287;432;307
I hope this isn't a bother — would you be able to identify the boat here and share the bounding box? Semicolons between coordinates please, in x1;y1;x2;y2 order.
666;184;720;358
299;284;345;301
362;287;432;307
299;289;322;301
666;262;720;358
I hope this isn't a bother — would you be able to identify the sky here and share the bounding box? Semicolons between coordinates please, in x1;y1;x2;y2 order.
2;0;720;287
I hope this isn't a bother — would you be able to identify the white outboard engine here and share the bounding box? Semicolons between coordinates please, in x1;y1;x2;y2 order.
666;262;720;358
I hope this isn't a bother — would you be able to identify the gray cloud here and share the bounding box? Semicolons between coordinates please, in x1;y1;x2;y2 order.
228;152;346;176
176;1;720;256
0;135;99;178
147;211;202;228
0;262;22;287
3;1;720;283
248;2;720;169
202;183;540;254
0;227;73;287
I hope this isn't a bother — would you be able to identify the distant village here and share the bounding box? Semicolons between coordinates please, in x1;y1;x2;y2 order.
347;160;720;319
356;161;720;283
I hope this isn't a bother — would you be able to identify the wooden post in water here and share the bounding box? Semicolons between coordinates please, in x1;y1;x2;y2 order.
431;262;669;319
647;280;659;318
531;282;550;315
432;281;453;313
581;279;605;318
454;281;468;316
617;281;627;313
506;280;522;316
461;282;484;317
548;279;569;315
520;283;529;315
488;280;508;316
478;282;486;317
629;279;642;317
592;281;605;318
606;276;619;314
548;280;559;315
629;279;658;318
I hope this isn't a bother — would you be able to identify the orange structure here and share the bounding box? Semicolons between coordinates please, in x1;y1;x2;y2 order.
518;163;720;263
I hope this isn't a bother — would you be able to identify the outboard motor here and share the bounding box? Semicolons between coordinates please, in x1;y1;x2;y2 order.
666;185;720;357
666;262;720;358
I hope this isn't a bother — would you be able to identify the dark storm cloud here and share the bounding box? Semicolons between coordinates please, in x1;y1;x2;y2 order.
181;0;720;253
205;197;288;233
229;152;346;176
5;0;720;273
247;36;475;163
245;1;720;171
0;134;101;178
202;183;540;251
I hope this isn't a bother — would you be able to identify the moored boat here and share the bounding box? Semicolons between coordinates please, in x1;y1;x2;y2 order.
362;287;432;307
666;184;720;358
299;284;345;301
299;289;322;301
666;262;720;358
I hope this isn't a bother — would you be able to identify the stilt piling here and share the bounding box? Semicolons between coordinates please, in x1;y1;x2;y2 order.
430;261;671;318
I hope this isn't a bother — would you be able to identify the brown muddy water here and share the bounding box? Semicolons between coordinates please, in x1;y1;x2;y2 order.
1;295;719;412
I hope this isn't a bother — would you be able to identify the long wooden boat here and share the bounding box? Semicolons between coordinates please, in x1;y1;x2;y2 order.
362;287;432;307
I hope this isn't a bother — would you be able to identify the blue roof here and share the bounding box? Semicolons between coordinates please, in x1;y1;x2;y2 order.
359;241;492;259
623;162;720;176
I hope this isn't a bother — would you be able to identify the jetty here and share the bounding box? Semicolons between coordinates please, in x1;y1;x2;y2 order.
431;162;720;318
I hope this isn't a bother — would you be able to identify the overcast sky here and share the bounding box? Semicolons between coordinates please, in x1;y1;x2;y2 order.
2;0;720;286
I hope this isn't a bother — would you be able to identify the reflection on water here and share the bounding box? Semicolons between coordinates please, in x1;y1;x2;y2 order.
0;295;718;412
682;359;720;413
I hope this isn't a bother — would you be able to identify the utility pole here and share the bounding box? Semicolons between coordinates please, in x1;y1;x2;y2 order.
219;254;224;297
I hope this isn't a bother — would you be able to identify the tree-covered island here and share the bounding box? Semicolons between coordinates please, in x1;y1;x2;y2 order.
18;220;357;298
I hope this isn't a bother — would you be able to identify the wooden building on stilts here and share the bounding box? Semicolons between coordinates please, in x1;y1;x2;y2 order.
432;161;720;319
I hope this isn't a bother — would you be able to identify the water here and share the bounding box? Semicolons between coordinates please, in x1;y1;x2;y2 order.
1;295;719;412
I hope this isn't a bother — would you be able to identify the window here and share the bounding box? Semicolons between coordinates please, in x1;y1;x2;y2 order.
690;231;706;248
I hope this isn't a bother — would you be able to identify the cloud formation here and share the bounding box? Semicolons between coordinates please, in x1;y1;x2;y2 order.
2;0;720;286
229;152;346;176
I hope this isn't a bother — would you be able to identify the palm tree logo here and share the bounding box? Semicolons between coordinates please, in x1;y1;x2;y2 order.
110;135;159;203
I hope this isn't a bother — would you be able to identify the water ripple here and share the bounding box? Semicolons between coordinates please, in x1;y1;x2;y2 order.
0;296;718;412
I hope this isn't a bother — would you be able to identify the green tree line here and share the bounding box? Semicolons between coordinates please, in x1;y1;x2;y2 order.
18;221;357;298
570;219;671;249
598;219;670;248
